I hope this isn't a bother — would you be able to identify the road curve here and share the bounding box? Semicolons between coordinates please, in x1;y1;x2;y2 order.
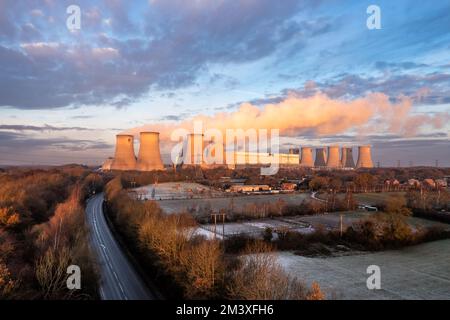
86;193;155;300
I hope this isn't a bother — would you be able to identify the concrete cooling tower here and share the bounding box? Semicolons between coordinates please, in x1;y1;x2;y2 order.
300;147;314;167
184;133;205;165
136;132;165;171
356;145;374;168
341;147;355;168
111;134;136;171
314;148;327;167
326;146;341;168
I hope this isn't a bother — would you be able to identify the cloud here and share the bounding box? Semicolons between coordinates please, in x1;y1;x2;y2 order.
374;61;428;71
0;131;112;151
124;92;449;143
0;124;95;132
0;0;330;110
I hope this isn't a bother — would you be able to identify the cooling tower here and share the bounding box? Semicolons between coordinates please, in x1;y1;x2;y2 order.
300;147;314;167
136;132;165;171
184;133;205;165
326;146;341;168
356;145;374;168
341;147;355;168
111;134;136;171
314;148;327;167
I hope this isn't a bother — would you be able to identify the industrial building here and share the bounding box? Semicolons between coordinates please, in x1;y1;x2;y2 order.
356;145;374;168
104;131;374;171
110;134;137;171
300;147;314;167
314;148;327;167
326;146;340;168
136;132;165;171
341;147;356;168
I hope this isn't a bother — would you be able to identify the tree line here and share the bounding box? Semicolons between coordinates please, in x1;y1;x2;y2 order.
104;176;324;300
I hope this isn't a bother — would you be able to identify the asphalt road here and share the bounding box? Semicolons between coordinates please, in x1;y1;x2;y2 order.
86;193;155;300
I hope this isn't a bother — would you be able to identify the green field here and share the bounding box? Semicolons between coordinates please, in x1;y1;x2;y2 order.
354;192;406;206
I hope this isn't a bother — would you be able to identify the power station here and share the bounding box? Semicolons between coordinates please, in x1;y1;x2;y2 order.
356;145;374;168
326;146;340;168
300;147;314;167
341;147;356;168
104;131;374;171
136;132;164;171
111;134;137;171
314;148;327;167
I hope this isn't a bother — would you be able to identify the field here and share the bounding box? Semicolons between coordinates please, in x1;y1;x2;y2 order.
137;184;448;237
354;192;406;206
136;182;311;215
277;239;450;300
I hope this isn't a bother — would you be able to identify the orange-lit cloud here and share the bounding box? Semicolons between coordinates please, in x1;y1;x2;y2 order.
124;92;449;143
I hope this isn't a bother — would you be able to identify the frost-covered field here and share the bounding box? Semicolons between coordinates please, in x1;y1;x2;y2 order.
158;192;310;214
132;182;223;200
277;239;450;300
200;218;314;238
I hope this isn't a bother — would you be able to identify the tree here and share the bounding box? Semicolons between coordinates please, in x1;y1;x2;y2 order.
306;282;325;300
0;207;20;228
0;259;17;299
263;227;273;242
309;177;328;191
385;196;412;216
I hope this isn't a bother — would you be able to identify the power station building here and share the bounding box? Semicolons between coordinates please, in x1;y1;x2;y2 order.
136;132;165;171
104;131;374;171
300;147;314;167
326;146;340;168
356;145;374;168
110;134;137;171
341;147;356;168
314;148;327;167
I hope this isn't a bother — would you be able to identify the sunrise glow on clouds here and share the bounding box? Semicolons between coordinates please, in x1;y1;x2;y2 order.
0;0;449;166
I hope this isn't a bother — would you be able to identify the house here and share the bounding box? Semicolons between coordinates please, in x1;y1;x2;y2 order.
422;179;436;189
435;179;448;188
407;179;421;188
281;182;297;191
229;184;271;193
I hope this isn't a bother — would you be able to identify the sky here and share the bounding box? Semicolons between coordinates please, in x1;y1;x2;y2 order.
0;0;449;166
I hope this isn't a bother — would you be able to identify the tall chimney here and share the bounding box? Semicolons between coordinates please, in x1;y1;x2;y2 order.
314;148;327;167
341;147;355;168
111;134;136;171
300;147;314;167
136;132;165;171
356;145;374;168
326;146;340;168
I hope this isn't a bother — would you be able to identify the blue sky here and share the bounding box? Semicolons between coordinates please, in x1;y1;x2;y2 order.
0;0;449;166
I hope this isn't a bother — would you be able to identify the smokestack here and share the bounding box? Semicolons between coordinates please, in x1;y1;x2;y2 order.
314;148;327;167
111;134;136;171
326;146;340;168
184;133;205;166
300;147;314;167
341;147;355;168
356;145;374;168
136;132;165;171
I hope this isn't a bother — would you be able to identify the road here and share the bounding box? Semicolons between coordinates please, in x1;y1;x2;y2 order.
86;193;155;300
311;191;326;203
